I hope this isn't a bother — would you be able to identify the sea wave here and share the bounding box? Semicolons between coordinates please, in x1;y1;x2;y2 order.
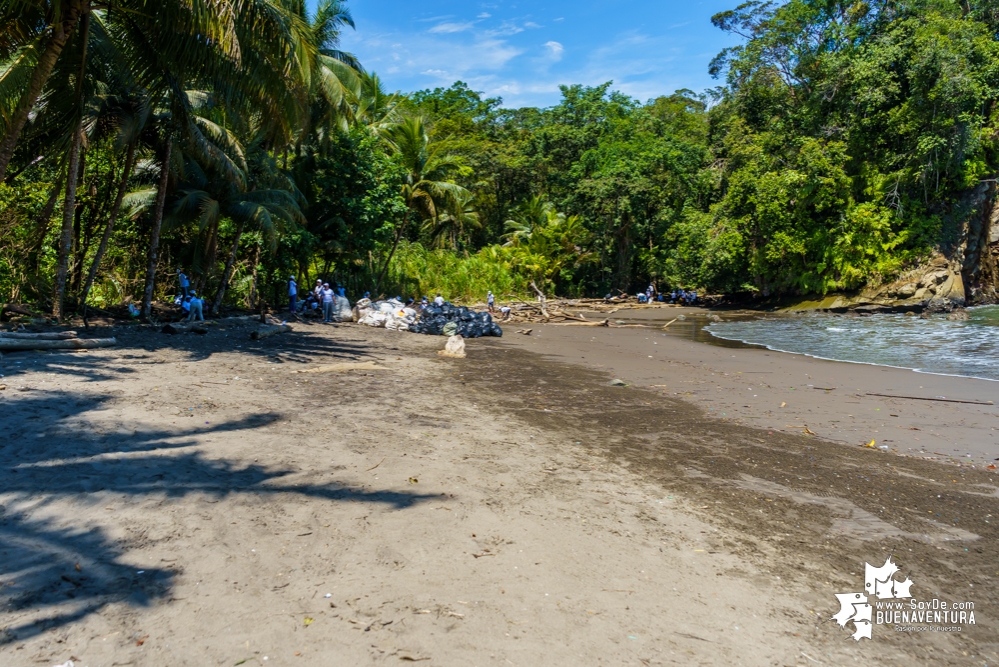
705;306;999;382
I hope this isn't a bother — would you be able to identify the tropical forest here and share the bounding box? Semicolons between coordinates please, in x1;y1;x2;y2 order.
3;0;999;317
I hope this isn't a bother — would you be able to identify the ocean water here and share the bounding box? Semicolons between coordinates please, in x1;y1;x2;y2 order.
705;306;999;381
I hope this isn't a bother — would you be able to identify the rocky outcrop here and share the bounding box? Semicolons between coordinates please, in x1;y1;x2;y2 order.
786;180;999;314
951;179;999;305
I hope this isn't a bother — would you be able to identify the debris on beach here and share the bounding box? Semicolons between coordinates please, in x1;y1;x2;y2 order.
438;335;467;359
412;302;502;338
0;330;116;351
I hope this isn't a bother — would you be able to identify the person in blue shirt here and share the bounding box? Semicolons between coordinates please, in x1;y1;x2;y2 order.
177;268;190;298
188;291;204;321
288;276;298;314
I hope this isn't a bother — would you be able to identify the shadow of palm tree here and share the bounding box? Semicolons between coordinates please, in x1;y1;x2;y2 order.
0;388;440;645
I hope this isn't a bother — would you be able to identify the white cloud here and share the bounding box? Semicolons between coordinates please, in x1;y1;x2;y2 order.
477;12;492;19
544;41;565;61
486;21;526;36
524;22;542;29
429;21;475;34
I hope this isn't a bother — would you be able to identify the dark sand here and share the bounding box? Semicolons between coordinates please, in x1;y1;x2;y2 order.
0;313;996;666
517;305;999;463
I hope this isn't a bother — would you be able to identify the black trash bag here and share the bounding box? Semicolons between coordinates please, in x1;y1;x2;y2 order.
488;323;504;337
475;311;493;325
456;306;473;322
424;305;443;318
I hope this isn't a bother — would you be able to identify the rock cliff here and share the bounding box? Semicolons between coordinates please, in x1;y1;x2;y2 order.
799;180;999;313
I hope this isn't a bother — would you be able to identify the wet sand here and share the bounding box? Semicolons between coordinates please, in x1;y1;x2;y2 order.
0;315;996;666
518;305;999;464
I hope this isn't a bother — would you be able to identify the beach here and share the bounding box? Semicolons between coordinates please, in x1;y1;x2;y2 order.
1;312;996;666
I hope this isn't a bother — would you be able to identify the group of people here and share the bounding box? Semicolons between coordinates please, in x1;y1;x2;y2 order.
634;283;698;305
289;277;350;322
174;268;703;325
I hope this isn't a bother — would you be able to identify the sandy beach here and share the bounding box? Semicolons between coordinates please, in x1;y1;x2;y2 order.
1;311;996;666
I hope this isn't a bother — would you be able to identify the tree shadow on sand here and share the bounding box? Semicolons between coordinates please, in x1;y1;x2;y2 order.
0;389;440;645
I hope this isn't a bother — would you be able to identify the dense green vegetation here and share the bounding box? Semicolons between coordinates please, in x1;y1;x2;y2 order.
3;0;999;316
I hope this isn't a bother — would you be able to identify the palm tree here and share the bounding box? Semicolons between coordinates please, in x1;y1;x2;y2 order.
79;93;150;316
376;115;469;288
353;71;400;134
0;0;241;182
0;0;88;181
502;195;557;246
424;189;480;250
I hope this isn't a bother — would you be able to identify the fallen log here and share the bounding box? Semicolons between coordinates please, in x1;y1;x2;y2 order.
161;322;208;335
529;281;550;320
552;319;610;327
0;331;78;340
1;303;40;319
0;337;117;351
251;324;291;340
550;309;589;322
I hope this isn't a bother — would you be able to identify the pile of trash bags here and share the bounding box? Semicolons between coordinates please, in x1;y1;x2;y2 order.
353;298;418;331
410;302;503;338
352;299;502;338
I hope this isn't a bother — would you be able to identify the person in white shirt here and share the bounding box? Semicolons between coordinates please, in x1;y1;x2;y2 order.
487;291;495;313
434;293;445;307
321;283;335;322
188;291;204;321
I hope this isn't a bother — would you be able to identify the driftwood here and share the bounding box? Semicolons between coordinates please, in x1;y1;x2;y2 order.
292;361;387;374
529;281;550;320
0;331;78;340
551;319;610;327
251;324;291;340
1;303;41;319
161;322;208;335
0;337;117;351
864;392;994;406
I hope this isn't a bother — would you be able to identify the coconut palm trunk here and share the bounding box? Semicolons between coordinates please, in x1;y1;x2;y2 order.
0;0;87;182
142;140;173;320
52;7;92;320
375;211;409;291
80;140;136;316
27;171;66;274
211;218;248;315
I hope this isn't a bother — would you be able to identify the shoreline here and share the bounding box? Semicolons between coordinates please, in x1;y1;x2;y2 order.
498;306;999;464
0;319;996;665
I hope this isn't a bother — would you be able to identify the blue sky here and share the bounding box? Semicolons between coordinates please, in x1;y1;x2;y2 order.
318;0;746;109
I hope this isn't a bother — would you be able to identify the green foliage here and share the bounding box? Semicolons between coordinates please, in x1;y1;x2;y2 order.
5;0;999;312
382;241;524;303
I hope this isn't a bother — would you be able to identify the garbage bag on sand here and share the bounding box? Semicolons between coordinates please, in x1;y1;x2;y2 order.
410;301;502;338
357;301;418;330
358;311;389;328
352;298;373;322
438;335;467;358
334;295;352;322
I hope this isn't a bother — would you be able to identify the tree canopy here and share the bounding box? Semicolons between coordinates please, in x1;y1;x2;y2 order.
3;0;999;314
